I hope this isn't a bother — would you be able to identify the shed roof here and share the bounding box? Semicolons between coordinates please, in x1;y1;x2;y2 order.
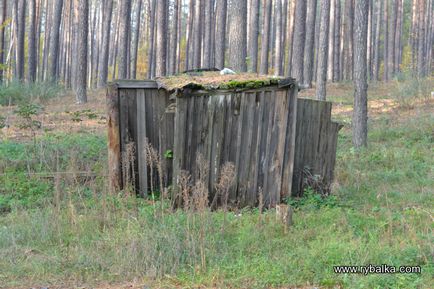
156;72;296;92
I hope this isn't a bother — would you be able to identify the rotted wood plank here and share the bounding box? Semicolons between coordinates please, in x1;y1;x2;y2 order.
107;83;121;194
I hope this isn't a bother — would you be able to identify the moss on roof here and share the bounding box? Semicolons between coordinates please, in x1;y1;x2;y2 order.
156;72;288;92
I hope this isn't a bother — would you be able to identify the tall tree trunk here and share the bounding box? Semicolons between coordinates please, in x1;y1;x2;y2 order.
303;0;317;87
285;0;295;75
260;0;272;74
16;0;26;80
131;0;142;79
49;0;64;81
0;0;7;83
316;0;330;100
147;0;156;77
382;0;388;80
229;0;247;72
394;0;403;73
155;0;167;76
97;0;113;87
169;0;179;74
343;0;353;80
417;0;425;76
274;0;283;75
373;0;382;81
192;0;202;69
118;0;132;79
28;0;37;82
249;0;259;72
387;0;397;80
353;0;369;148
333;0;341;82
327;0;335;80
214;0;227;69
75;0;88;104
203;0;212;69
291;0;307;82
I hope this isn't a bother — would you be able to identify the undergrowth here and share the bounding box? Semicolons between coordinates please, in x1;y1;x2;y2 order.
0;81;64;106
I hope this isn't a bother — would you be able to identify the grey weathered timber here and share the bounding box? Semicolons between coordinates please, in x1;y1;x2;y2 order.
107;79;340;207
291;98;343;196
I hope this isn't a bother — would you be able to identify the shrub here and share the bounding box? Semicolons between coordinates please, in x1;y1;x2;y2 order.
0;81;64;106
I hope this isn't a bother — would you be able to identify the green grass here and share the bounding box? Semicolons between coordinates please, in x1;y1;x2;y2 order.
0;81;64;106
0;87;433;288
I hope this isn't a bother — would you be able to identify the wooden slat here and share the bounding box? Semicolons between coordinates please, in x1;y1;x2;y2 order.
136;89;148;197
107;83;121;194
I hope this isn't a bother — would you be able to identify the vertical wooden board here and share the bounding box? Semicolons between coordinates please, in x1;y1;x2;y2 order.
291;98;307;196
241;92;258;206
262;90;277;206
248;91;265;205
136;89;148;197
107;83;121;193
281;86;298;198
119;89;129;187
228;94;240;201
234;92;250;206
272;90;290;204
173;97;188;194
164;97;175;187
127;89;139;192
209;94;228;200
257;91;271;203
266;90;286;206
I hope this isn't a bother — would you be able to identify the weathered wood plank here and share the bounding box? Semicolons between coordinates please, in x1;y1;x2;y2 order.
136;89;148;197
107;83;122;194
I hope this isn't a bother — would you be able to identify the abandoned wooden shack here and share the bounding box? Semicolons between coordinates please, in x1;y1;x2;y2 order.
107;72;341;207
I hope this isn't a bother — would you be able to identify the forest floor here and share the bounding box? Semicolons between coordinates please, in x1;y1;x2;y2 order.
0;79;433;289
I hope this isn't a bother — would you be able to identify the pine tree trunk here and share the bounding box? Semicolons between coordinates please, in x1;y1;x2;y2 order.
229;0;247;72
285;0;295;75
147;0;156;77
192;0;202;69
394;0;403;73
155;0;167;76
169;0;179;74
417;0;425;76
249;0;259;72
203;0;212;69
97;0;113;87
291;0;307;82
260;0;272;74
327;0;335;80
118;0;132;79
16;0;26;80
131;0;142;79
343;0;353;80
387;0;397;79
303;0;317;87
75;0;88;104
28;0;37;82
0;0;7;83
333;0;341;82
316;0;330;100
382;0;388;80
353;0;369;148
373;0;382;81
274;0;283;76
49;0;64;81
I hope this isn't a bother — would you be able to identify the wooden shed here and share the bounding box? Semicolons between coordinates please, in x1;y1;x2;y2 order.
107;73;341;207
